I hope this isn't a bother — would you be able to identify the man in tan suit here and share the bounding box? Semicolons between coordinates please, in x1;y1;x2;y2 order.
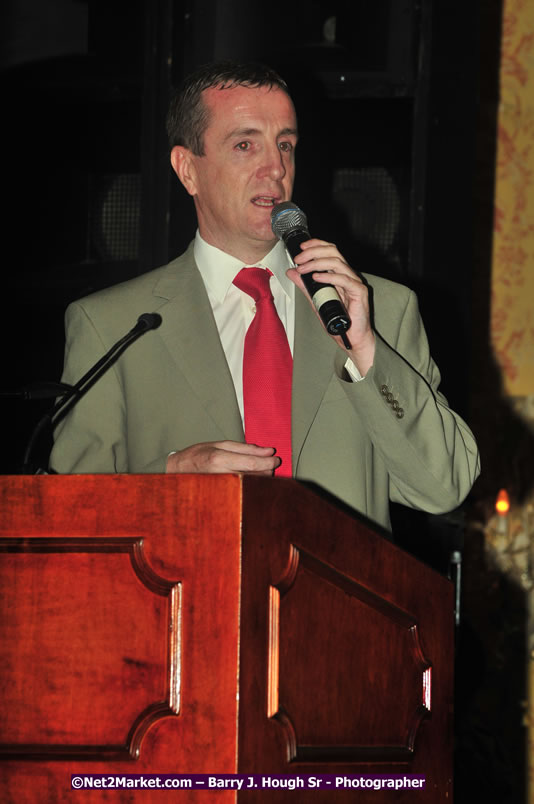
50;62;480;531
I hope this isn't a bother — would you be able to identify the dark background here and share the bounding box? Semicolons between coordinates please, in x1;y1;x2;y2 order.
2;2;530;801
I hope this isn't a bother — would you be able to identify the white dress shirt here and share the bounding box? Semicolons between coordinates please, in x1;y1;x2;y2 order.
193;231;361;423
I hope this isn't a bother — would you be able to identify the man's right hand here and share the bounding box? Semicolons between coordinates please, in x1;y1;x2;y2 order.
166;441;281;475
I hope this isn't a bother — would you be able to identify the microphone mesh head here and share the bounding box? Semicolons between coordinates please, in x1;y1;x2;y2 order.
271;201;309;239
138;312;162;331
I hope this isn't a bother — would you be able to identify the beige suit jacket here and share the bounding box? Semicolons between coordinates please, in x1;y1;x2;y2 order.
50;242;480;530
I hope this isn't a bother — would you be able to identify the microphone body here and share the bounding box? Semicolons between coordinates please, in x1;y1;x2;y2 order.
271;202;351;337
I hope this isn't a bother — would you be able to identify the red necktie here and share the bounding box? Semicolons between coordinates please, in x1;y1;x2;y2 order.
233;267;293;477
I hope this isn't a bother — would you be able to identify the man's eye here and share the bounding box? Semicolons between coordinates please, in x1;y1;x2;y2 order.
279;141;293;152
235;141;250;151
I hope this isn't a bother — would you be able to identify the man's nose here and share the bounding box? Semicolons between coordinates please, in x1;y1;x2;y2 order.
258;143;286;180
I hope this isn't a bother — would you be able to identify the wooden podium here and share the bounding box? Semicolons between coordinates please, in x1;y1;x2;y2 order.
0;474;454;802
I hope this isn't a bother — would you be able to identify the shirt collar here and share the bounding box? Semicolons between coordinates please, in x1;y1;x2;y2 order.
194;231;294;304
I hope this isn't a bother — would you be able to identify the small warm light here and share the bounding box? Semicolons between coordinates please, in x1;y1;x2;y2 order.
496;489;510;515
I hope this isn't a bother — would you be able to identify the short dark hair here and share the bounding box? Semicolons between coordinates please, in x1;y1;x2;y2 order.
166;61;291;156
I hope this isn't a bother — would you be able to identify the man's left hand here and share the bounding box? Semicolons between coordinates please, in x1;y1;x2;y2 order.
287;239;376;376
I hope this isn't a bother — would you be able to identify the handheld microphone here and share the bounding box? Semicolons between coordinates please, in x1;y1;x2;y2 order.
271;201;351;339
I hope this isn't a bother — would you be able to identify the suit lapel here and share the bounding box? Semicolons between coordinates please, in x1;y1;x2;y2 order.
148;247;343;460
152;245;244;442
291;291;340;472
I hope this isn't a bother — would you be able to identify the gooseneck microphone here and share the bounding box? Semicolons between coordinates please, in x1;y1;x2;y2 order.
271;202;351;343
21;312;162;473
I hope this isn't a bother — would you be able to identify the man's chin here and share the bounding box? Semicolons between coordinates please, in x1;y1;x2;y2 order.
249;218;279;244
252;231;278;250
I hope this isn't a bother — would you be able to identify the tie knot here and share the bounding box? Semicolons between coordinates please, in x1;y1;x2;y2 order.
233;267;273;302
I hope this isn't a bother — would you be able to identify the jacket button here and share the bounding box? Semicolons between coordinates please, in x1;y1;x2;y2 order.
386;392;394;403
392;400;399;411
381;385;389;396
396;408;405;419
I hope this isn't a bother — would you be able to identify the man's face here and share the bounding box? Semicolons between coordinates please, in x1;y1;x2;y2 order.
171;84;298;263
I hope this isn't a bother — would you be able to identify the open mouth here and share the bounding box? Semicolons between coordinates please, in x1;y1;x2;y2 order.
252;196;278;207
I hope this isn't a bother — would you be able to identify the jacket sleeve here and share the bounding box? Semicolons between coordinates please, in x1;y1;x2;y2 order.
338;288;480;513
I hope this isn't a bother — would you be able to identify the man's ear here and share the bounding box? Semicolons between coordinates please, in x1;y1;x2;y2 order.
170;146;197;196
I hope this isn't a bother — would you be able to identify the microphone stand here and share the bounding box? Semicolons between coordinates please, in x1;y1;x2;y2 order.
21;313;162;474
